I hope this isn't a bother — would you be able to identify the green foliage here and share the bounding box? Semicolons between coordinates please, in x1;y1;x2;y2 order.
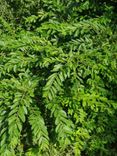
0;0;13;21
0;0;117;155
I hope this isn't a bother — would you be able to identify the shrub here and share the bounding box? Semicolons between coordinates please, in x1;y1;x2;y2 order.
0;0;117;155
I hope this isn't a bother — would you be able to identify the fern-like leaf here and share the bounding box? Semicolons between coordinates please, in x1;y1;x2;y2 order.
29;106;49;154
47;101;74;148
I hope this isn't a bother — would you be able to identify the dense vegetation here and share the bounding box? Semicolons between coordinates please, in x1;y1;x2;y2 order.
0;0;117;155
